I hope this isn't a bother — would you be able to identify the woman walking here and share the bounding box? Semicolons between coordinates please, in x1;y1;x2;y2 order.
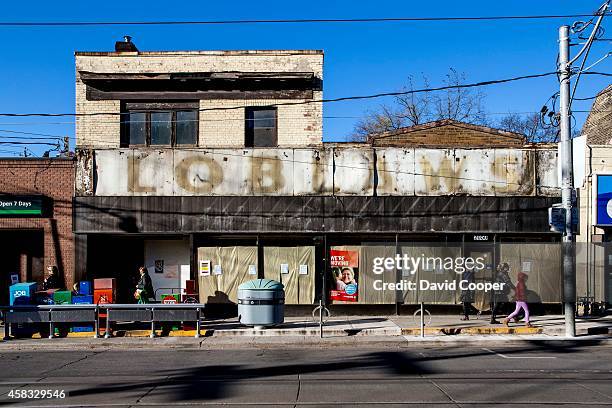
135;266;155;304
503;272;532;328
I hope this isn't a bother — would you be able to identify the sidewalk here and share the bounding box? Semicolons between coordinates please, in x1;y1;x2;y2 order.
199;314;612;337
1;314;610;342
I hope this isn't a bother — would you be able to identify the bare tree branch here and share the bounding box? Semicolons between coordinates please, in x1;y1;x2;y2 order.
352;68;488;141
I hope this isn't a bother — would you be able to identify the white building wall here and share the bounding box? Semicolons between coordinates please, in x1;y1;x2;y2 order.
144;239;191;301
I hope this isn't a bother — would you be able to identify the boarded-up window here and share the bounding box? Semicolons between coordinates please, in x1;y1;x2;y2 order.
198;246;258;304
263;246;315;305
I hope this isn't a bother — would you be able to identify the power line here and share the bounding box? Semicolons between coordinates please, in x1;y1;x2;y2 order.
0;14;600;27
0;135;64;141
0;71;562;118
0;129;64;138
0;141;59;146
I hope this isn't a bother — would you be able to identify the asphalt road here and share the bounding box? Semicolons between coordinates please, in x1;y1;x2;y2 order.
1;341;611;407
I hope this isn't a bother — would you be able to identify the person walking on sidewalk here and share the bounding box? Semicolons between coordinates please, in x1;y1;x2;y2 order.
490;263;515;324
460;269;476;321
503;272;532;328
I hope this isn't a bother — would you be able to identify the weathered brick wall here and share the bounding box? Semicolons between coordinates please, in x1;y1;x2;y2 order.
371;122;525;147
0;159;75;288
75;51;323;148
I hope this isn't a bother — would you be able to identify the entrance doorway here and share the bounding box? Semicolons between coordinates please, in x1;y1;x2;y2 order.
0;230;44;304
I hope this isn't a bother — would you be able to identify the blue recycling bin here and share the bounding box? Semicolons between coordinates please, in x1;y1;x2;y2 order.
9;283;37;306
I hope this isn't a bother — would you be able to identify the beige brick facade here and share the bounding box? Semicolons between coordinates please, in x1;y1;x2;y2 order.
75;50;323;148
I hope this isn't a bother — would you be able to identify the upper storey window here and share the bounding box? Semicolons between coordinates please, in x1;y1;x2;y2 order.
245;107;278;147
121;102;198;147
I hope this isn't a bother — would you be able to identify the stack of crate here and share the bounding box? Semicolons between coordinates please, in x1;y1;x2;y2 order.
93;278;116;335
71;281;94;333
93;278;116;305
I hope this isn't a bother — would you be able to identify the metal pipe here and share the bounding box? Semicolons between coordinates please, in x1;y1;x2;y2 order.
104;314;110;338
420;302;425;338
94;305;99;338
49;315;53;339
195;307;201;338
319;299;323;339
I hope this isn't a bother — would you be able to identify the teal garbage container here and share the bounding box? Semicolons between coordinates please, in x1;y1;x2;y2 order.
237;279;284;328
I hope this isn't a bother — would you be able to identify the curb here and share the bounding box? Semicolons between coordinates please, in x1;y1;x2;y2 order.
402;327;544;335
206;327;401;337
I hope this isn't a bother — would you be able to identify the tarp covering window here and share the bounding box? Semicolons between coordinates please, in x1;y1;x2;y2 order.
400;245;463;305
499;243;562;303
198;246;258;304
263;246;315;305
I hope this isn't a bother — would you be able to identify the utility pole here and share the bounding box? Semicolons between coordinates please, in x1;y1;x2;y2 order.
558;25;575;337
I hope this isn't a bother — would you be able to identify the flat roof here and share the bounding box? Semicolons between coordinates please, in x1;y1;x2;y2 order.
75;49;324;56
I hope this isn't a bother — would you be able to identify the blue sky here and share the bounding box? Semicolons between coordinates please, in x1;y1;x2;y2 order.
0;0;609;155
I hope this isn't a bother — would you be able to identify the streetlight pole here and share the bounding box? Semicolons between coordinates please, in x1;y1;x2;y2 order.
558;25;576;337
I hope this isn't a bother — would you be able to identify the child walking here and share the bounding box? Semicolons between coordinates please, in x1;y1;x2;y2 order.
503;272;532;328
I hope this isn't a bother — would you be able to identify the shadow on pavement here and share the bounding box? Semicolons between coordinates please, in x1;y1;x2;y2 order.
67;339;607;403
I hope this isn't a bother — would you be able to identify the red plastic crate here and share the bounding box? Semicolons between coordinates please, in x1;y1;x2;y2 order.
94;278;116;290
94;289;115;304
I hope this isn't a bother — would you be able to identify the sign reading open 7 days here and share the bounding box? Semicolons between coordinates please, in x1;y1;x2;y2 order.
0;196;43;217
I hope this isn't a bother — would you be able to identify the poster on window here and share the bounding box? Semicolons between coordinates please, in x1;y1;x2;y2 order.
330;249;359;302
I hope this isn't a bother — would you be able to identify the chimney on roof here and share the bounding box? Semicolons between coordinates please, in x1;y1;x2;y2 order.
115;35;138;52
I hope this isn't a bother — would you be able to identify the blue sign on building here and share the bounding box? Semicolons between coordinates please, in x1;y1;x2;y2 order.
596;174;612;226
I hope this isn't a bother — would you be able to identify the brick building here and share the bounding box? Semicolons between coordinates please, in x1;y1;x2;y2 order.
74;39;562;314
0;158;74;304
368;119;526;147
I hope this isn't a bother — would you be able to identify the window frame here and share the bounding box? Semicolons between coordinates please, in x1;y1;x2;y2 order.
245;106;278;148
121;101;199;148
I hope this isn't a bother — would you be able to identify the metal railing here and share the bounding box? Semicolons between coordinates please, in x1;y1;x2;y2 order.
0;303;205;340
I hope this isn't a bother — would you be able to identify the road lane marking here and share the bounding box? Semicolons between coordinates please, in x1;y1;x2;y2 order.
482;348;557;359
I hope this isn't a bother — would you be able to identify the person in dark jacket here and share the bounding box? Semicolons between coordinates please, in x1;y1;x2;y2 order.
460;269;476;321
135;266;155;304
490;263;515;324
42;266;61;290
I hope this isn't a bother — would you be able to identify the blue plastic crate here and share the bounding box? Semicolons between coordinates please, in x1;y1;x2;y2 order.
72;295;93;304
70;325;94;333
78;281;92;296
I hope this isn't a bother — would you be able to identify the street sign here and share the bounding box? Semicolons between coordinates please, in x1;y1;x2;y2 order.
549;205;579;233
549;206;565;232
